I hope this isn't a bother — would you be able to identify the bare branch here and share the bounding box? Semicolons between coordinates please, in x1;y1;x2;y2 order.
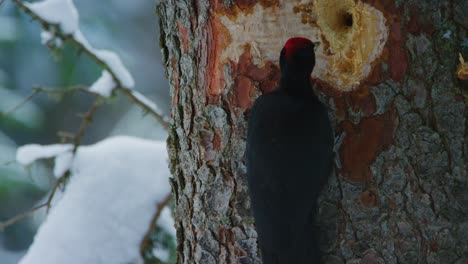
0;166;71;230
33;85;100;97
0;85;99;118
45;100;102;213
0;202;47;231
37;101;102;214
0;89;41;117
1;160;17;166
140;193;172;257
57;131;75;142
45;173;68;213
35;86;170;129
72;100;101;153
120;88;170;130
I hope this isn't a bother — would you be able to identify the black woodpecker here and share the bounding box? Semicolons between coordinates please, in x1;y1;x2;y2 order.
246;37;334;264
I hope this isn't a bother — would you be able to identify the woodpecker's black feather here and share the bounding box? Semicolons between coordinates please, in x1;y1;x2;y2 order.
246;37;333;264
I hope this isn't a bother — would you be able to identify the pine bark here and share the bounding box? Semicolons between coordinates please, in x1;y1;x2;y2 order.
158;0;467;263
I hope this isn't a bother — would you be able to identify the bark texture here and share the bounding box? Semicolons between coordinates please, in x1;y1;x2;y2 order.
158;0;467;263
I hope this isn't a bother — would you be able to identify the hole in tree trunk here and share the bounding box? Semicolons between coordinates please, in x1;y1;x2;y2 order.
343;12;353;27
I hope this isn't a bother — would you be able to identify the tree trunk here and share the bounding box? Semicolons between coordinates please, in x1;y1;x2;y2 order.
158;0;467;263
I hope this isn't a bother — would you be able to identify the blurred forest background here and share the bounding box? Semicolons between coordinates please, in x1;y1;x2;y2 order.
0;0;169;262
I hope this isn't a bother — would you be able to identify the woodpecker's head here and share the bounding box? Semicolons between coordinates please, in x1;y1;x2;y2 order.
280;37;317;79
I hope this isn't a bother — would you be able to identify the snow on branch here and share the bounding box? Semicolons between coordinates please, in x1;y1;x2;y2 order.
127;90;170;124
24;0;78;34
13;0;170;130
16;136;173;264
73;30;135;89
16;143;72;167
88;70;116;97
19;0;133;89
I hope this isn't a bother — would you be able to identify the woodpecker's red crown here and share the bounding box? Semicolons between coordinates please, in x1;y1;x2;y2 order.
283;37;315;61
280;37;316;80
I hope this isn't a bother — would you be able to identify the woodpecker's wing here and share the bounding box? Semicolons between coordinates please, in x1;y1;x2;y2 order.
246;90;333;261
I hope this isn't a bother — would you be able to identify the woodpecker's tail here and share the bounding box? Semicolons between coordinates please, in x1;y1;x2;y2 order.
260;216;321;264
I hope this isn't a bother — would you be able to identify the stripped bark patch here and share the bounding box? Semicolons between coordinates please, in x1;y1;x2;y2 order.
388;21;408;82
204;16;231;98
340;109;396;183
233;75;254;108
228;46;280;109
350;87;377;116
208;0;388;95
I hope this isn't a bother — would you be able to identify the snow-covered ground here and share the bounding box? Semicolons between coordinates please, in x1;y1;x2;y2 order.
17;136;173;264
0;244;26;264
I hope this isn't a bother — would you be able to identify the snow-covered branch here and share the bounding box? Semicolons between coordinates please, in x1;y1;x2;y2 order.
12;0;170;129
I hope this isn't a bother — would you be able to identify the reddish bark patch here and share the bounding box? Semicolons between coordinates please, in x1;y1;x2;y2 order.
386;19;408;82
171;57;180;107
235;49;271;81
177;21;190;53
407;15;420;35
236;0;257;8
233;76;254;108
258;62;281;94
359;190;380;207
367;0;409;83
257;0;281;8
407;8;436;36
364;63;383;87
340;110;396;183
213;130;222;151
328;87;377;121
379;0;399;16
333;96;347;122
389;21;403;43
388;18;406;83
229;46;280;109
350;88;377;116
429;240;439;252
204;16;231;100
234;47;280;90
235;0;280;11
366;0;398;15
389;46;408;82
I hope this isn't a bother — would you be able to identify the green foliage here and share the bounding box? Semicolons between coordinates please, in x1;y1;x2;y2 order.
142;225;176;264
0;174;45;218
0;173;46;250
